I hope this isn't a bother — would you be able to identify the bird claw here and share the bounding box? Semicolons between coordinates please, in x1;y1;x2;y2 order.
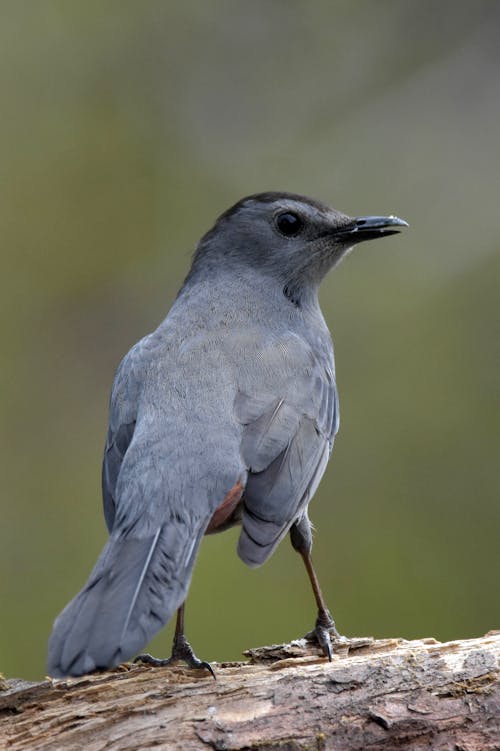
305;608;341;662
134;634;216;679
134;652;171;667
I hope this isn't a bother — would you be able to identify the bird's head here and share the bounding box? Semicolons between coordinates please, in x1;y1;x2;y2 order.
190;192;408;306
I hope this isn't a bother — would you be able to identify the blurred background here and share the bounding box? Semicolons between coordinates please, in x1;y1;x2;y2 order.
1;1;499;681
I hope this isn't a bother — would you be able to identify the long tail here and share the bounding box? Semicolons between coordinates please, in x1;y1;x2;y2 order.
47;522;203;677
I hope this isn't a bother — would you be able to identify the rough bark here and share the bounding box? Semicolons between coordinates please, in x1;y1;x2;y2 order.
1;632;499;750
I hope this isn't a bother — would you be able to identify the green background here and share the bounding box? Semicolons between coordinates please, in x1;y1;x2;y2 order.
1;1;498;681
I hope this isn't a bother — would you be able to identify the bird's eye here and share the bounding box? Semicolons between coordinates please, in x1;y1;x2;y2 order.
275;212;303;237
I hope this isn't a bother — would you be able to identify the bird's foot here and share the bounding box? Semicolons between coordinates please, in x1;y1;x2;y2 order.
305;608;342;662
135;633;215;679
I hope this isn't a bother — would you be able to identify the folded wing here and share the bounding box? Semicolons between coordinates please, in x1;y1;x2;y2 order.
236;345;339;567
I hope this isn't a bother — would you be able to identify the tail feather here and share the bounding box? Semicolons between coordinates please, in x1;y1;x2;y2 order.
48;522;203;677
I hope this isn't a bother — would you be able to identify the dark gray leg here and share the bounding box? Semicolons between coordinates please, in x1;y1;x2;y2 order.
290;514;340;661
135;603;215;679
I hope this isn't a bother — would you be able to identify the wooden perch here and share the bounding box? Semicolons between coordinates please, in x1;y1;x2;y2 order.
1;632;499;750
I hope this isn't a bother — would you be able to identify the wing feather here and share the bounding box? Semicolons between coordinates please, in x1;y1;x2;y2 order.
236;349;338;567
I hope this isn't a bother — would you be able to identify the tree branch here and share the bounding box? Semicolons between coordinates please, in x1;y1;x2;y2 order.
1;633;499;750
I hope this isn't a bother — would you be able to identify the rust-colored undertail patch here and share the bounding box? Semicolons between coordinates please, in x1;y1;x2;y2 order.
206;479;244;533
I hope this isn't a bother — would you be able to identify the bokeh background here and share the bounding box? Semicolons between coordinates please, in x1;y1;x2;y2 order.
1;1;499;681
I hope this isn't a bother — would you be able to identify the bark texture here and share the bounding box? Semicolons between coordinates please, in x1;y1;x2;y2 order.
1;633;499;750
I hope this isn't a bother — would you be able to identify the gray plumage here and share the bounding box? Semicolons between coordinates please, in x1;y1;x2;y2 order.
47;192;406;677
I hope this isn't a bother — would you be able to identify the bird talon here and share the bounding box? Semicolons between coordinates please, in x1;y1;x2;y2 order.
134;652;171;667
172;633;215;677
199;660;217;680
314;624;333;661
305;608;341;661
134;636;216;679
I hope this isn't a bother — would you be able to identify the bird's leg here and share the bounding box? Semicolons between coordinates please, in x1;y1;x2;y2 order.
290;515;341;661
135;603;215;678
300;549;341;660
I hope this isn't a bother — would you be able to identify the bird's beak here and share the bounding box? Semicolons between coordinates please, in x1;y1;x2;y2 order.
338;215;409;244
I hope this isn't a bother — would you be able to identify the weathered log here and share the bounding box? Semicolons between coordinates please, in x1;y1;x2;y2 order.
1;632;499;750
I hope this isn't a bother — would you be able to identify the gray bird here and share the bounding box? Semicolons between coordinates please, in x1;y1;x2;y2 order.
47;192;407;678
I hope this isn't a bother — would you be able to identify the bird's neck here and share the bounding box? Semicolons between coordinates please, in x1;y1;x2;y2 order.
176;264;323;325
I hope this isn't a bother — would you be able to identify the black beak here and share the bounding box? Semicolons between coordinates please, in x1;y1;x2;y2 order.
339;215;408;244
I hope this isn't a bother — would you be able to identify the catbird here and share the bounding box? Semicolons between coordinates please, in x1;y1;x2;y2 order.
47;192;407;678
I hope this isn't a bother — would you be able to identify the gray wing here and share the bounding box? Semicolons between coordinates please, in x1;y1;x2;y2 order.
236;348;339;567
102;422;135;532
101;337;151;532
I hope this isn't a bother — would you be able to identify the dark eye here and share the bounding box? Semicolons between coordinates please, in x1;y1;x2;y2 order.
275;211;303;237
